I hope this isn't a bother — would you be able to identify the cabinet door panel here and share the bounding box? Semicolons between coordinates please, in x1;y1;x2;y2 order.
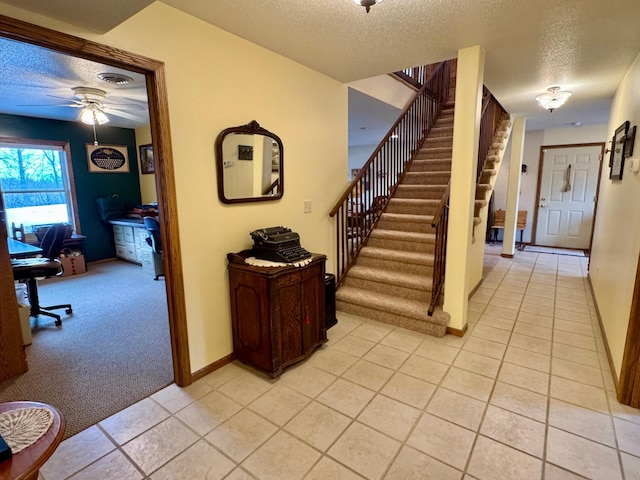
301;270;325;352
275;283;302;364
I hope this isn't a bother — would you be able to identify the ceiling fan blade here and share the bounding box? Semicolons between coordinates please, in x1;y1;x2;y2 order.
17;103;83;108
102;107;146;122
102;102;146;111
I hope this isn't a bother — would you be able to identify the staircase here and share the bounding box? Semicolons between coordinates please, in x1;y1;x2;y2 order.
335;103;455;337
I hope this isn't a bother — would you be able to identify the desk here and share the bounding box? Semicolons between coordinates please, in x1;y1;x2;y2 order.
0;401;65;480
7;239;42;259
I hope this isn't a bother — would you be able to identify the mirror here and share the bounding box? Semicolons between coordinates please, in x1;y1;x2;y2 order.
215;120;283;204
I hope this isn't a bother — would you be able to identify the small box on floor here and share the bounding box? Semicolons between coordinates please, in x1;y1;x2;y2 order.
18;305;31;346
59;251;86;276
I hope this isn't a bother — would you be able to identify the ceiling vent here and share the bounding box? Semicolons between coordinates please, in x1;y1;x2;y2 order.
97;73;134;85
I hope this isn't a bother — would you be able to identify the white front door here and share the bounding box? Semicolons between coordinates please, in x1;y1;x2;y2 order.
535;145;602;249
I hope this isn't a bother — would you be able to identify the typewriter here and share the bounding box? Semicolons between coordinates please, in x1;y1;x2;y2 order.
250;226;312;263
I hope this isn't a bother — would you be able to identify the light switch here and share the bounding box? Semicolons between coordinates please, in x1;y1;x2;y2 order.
303;200;312;213
630;157;640;173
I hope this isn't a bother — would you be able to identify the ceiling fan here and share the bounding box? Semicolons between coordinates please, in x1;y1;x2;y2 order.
21;86;147;125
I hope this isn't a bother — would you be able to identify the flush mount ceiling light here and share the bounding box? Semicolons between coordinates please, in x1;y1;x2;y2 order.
353;0;382;13
536;86;572;113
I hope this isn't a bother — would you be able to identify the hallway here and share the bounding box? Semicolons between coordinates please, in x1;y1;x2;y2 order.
38;249;640;479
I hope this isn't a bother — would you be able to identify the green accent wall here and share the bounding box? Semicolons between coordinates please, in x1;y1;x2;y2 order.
0;113;141;262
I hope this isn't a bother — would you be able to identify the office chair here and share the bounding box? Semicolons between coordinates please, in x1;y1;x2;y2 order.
12;223;73;326
143;217;165;281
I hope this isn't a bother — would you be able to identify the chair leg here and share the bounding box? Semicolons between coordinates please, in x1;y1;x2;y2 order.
35;309;63;327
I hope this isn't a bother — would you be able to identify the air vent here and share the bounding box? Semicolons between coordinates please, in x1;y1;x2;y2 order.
97;73;134;85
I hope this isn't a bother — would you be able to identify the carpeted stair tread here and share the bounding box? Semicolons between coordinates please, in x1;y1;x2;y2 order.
380;212;435;224
370;229;435;243
348;265;432;291
336;286;446;327
359;246;434;266
396;184;447;200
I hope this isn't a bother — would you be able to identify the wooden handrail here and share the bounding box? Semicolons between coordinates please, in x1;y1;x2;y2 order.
330;60;453;286
431;183;451;228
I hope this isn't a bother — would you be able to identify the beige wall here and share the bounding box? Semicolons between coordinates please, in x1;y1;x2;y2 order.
135;125;157;204
1;2;348;373
590;51;640;378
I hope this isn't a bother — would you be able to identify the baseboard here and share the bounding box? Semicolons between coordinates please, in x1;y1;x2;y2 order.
446;323;468;337
501;253;514;258
468;279;482;299
190;353;235;383
587;274;619;390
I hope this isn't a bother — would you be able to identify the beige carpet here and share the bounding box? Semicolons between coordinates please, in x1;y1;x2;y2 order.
0;260;173;438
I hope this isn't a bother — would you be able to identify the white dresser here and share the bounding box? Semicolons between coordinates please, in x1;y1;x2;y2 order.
111;220;157;276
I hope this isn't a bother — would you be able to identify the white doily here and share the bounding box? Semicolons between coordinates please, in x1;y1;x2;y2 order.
245;256;313;268
0;407;53;454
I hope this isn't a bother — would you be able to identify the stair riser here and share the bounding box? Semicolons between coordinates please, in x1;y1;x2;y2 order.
415;147;452;157
343;277;431;302
479;171;495;183
395;187;446;200
367;237;435;254
402;173;450;185
377;219;435;234
357;255;433;276
386;204;438;215
429;127;454;138
410;160;452;172
336;302;446;337
424;137;453;148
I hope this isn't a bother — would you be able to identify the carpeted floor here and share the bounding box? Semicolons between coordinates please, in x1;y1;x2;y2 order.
0;260;174;439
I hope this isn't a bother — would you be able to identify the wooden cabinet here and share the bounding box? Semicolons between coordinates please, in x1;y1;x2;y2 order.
227;251;327;378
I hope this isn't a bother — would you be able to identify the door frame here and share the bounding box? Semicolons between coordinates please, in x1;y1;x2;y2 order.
618;252;640;407
531;142;605;250
0;15;192;386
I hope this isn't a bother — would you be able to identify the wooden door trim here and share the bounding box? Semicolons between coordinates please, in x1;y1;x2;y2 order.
618;252;640;406
0;14;191;386
531;142;605;248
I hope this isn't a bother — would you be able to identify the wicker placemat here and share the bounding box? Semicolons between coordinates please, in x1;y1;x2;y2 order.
0;407;53;454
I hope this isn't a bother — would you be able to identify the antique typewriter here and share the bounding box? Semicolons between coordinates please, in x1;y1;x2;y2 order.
250;226;312;263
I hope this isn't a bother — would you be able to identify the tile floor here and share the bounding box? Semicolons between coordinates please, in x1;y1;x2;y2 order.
39;251;640;479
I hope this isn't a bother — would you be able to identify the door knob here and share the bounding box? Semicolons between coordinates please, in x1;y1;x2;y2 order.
539;204;546;208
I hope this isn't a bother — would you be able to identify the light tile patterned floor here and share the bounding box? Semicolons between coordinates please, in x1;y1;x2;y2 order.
39;251;640;479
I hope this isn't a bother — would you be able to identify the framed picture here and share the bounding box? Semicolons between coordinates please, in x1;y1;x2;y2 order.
139;144;155;174
86;144;129;173
610;121;629;180
238;145;253;160
625;125;637;158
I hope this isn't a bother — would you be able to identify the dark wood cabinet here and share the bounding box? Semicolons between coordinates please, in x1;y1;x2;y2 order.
227;251;327;378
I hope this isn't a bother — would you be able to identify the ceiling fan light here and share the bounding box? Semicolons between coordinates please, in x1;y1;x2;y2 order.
80;107;109;125
536;86;572;112
353;0;382;13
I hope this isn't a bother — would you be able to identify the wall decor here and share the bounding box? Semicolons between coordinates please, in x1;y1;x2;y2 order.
87;144;129;173
625;125;637;158
139;144;155;174
238;145;253;160
609;121;629;181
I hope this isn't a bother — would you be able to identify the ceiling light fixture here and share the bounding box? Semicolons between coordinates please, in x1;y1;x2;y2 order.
79;105;109;125
536;86;572;113
353;0;382;13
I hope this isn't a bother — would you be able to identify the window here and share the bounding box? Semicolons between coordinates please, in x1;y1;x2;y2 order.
0;140;77;235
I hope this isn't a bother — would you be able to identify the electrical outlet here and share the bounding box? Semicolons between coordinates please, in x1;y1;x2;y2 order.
303;200;312;213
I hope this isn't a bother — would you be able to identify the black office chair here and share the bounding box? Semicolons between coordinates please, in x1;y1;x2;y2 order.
144;217;165;281
12;223;73;326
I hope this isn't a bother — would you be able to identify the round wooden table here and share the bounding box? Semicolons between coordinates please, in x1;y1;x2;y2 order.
0;402;65;480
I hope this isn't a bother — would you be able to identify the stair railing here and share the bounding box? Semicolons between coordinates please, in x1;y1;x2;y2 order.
477;87;508;181
392;63;441;89
429;182;450;315
330;60;452;286
428;87;506;315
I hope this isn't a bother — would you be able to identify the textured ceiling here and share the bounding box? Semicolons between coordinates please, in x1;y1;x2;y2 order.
2;0;640;133
0;37;149;128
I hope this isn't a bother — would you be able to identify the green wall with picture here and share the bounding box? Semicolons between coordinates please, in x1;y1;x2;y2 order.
0;113;141;262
